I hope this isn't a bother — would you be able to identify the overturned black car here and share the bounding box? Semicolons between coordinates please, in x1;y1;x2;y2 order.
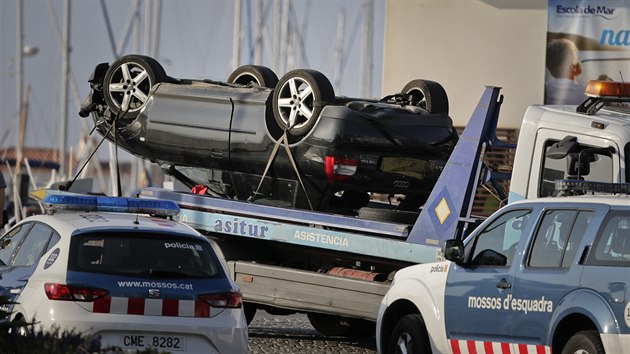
80;54;458;214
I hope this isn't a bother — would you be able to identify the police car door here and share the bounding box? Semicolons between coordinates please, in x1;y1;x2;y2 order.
509;206;598;349
444;208;534;347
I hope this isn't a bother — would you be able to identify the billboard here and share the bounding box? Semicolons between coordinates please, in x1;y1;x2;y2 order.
546;0;630;104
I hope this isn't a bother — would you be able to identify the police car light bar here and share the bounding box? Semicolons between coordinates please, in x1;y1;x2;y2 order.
554;179;630;196
32;189;180;217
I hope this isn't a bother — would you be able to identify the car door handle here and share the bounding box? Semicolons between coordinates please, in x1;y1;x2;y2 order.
496;279;512;289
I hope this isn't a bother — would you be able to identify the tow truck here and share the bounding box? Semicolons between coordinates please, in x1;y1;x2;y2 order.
131;80;630;336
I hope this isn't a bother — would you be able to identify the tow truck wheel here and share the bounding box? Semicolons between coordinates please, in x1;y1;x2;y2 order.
561;330;604;354
307;313;350;336
273;69;335;138
228;65;279;88
307;313;370;337
387;314;431;354
103;55;167;120
401;79;449;115
243;302;257;325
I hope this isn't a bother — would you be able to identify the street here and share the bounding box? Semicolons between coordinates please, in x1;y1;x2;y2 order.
248;312;376;354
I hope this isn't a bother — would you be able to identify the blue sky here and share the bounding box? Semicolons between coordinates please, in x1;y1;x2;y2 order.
0;0;384;154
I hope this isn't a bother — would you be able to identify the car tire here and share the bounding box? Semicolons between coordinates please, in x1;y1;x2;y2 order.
103;54;167;119
401;79;449;115
228;65;279;88
9;315;28;336
243;302;257;325
346;318;376;337
357;207;419;225
272;69;335;138
387;314;431;354
561;330;604;354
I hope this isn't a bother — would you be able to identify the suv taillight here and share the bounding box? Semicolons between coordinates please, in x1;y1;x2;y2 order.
325;156;358;182
44;283;108;302
198;292;243;308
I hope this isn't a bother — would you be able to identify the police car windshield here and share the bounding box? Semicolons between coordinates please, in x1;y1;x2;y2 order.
68;233;221;279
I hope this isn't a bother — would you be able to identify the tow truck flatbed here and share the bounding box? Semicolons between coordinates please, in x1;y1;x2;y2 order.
141;187;443;264
135;86;512;329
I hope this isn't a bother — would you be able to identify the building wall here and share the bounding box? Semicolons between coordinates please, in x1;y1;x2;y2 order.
383;0;547;128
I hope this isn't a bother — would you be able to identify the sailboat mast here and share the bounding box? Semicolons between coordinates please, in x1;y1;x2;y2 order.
14;0;23;222
232;0;241;70
59;0;70;178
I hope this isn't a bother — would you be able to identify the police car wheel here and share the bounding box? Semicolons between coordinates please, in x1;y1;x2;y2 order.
9;316;28;336
561;330;604;354
387;314;431;354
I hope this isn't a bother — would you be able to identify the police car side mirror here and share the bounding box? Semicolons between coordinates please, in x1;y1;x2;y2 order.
444;239;465;265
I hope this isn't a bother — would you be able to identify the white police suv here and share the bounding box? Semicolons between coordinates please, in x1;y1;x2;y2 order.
377;181;630;354
0;190;248;353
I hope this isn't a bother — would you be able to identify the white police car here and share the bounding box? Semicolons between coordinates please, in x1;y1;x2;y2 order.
0;190;248;353
377;181;630;354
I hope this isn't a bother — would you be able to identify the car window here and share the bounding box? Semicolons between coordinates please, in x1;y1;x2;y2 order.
539;139;613;197
467;209;532;267
68;232;221;279
46;232;61;252
561;211;593;267
591;212;630;265
528;210;593;268
0;223;33;267
13;223;54;267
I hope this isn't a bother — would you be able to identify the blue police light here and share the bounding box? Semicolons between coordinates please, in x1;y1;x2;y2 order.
40;191;180;217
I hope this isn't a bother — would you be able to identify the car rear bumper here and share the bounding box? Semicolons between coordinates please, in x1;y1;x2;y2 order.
28;301;248;353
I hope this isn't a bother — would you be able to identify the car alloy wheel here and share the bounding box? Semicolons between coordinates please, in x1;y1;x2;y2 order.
273;69;335;138
103;55;167;119
395;332;413;354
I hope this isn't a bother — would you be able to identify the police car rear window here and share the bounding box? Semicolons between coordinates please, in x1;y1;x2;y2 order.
67;233;221;279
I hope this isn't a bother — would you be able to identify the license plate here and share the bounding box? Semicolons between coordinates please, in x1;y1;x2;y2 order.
120;334;186;351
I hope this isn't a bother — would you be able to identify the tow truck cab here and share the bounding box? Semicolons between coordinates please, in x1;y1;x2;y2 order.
510;81;630;203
